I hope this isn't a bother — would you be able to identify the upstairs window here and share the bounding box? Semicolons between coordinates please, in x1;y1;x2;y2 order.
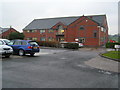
58;25;63;30
79;26;85;30
93;30;97;38
27;30;37;33
48;29;54;33
40;30;45;33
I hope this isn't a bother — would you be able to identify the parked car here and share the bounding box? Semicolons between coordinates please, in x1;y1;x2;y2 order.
0;39;13;58
8;40;40;56
78;43;84;47
0;39;11;45
60;41;84;48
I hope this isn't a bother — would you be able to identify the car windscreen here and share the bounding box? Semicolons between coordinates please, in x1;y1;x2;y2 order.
3;39;11;44
7;40;14;45
29;41;38;45
0;40;4;45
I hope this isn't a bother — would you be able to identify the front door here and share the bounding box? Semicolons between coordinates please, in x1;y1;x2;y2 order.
56;36;64;42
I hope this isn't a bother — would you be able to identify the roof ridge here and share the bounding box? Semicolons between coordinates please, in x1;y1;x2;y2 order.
34;14;106;21
87;14;106;17
34;16;81;21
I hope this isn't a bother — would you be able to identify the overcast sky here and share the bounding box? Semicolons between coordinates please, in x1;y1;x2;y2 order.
0;0;119;35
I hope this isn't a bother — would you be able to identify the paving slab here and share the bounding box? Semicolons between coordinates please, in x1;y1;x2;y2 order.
85;56;119;73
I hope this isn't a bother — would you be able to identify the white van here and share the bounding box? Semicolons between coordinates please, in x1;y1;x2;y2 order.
0;39;13;58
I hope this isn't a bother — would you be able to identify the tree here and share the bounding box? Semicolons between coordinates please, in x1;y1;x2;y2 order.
9;32;25;40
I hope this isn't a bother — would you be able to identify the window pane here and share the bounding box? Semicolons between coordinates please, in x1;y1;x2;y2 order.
93;30;97;38
58;25;63;30
40;30;45;33
0;41;3;45
32;37;37;41
29;41;38;45
48;37;54;41
40;37;46;41
14;41;22;45
48;30;54;33
79;26;84;30
22;41;27;45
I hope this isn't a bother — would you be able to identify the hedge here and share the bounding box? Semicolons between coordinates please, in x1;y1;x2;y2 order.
64;43;79;49
105;42;120;48
37;41;60;47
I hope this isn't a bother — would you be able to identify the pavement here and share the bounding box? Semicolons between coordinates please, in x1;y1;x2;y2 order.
85;56;119;73
83;48;119;73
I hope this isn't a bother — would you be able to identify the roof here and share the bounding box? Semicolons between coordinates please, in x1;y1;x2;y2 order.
23;15;106;30
0;27;10;34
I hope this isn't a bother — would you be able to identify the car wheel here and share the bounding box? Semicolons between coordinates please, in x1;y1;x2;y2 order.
30;53;35;56
18;49;25;56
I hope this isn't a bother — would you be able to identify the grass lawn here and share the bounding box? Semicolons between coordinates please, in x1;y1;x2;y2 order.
102;51;120;60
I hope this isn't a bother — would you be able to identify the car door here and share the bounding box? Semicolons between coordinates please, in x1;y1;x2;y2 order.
11;41;22;53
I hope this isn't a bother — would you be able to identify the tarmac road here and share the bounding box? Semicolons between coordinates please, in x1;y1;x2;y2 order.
2;48;119;88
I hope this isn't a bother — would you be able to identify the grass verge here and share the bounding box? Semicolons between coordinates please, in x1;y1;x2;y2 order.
102;51;120;60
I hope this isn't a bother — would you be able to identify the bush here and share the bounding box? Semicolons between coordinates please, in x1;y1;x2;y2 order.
9;32;24;40
64;43;79;49
37;41;60;47
106;42;120;48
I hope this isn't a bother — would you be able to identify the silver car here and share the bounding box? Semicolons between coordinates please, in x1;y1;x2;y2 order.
0;39;13;58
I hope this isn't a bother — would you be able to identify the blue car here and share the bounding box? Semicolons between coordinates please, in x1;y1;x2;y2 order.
8;40;40;56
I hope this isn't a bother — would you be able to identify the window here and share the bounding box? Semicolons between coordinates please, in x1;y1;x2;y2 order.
40;37;46;41
14;41;22;45
26;38;32;40
79;38;85;43
48;37;54;41
27;30;37;33
103;28;106;32
101;27;104;32
48;29;54;33
27;30;30;32
29;41;38;45
58;25;63;30
101;37;106;42
93;31;97;38
40;30;45;33
79;26;84;30
32;37;37;41
0;40;4;45
22;41;27;45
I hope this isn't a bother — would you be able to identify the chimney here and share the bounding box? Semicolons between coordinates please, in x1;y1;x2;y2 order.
10;26;12;29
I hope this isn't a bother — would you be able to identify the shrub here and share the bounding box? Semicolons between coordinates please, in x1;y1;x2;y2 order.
106;42;120;48
9;32;24;40
37;41;60;47
65;43;79;49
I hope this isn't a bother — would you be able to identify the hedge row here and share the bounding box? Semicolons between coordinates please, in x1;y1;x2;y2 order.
106;42;120;48
37;41;79;49
64;43;79;49
37;41;60;47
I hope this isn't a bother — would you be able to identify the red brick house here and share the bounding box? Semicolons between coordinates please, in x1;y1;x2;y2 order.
23;15;108;47
0;27;18;39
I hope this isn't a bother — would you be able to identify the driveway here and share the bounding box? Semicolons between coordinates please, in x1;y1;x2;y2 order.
2;48;119;88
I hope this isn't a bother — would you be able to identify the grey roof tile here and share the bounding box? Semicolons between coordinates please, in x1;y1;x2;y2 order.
0;27;10;34
23;15;106;30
